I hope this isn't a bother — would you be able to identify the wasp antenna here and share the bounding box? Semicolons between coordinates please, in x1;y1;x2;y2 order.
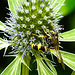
42;27;51;37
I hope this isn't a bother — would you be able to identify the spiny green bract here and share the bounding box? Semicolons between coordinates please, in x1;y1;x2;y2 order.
5;0;62;55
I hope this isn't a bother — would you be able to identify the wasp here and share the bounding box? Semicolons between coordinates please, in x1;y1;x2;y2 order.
32;43;54;53
31;27;65;69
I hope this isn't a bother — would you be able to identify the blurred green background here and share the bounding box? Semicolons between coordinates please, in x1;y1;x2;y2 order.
0;0;75;75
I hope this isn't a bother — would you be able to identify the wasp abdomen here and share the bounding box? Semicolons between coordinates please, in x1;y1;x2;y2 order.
32;43;47;52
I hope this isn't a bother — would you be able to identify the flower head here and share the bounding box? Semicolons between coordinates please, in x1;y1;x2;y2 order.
4;0;62;57
1;0;74;75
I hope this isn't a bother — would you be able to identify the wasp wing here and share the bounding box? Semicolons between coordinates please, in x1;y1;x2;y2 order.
55;33;65;70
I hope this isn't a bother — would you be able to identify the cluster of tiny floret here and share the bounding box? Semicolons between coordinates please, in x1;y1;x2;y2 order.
5;0;63;54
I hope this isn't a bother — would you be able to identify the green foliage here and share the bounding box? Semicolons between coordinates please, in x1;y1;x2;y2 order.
51;0;65;13
8;0;23;14
44;58;57;75
36;56;57;75
0;38;11;50
69;13;75;29
60;29;75;42
59;0;75;16
21;55;31;75
52;50;75;71
0;38;11;55
0;53;31;75
1;56;21;75
8;0;65;14
61;51;75;71
71;71;75;75
0;21;5;31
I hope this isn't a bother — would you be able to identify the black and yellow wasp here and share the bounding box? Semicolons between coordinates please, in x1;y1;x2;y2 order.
31;27;65;69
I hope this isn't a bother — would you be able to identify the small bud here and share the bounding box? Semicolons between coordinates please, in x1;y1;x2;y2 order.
48;20;51;24
38;20;42;24
25;10;29;14
26;31;31;35
45;7;50;12
36;30;40;34
26;17;30;22
40;3;45;7
19;17;23;21
38;10;42;14
31;0;36;3
32;6;36;10
24;2;29;6
43;15;48;20
30;24;35;29
31;15;36;19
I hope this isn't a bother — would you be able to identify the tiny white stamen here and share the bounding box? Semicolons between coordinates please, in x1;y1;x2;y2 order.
19;17;23;21
19;31;25;38
45;0;47;1
30;24;35;29
26;31;31;35
43;16;48;20
36;30;40;34
24;39;28;45
24;2;29;6
22;24;27;28
49;5;53;9
38;21;42;24
46;29;49;33
17;24;20;29
31;14;36;19
38;10;42;14
40;3;45;7
13;14;19;20
45;7;50;12
19;9;24;13
25;10;29;13
51;22;54;26
48;2;51;5
26;17;30;22
42;25;46;28
30;37;36;42
51;13;54;17
48;20;51;24
31;0;36;3
32;6;36;10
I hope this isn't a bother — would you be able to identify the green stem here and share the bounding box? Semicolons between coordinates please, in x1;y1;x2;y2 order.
22;55;31;75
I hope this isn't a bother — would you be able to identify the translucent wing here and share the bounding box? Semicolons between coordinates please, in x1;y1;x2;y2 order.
55;33;65;70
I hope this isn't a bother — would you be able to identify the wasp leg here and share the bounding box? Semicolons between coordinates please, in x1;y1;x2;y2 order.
42;27;51;37
47;49;55;52
31;33;47;38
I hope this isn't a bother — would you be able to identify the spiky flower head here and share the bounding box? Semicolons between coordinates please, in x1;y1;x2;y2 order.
5;0;62;55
